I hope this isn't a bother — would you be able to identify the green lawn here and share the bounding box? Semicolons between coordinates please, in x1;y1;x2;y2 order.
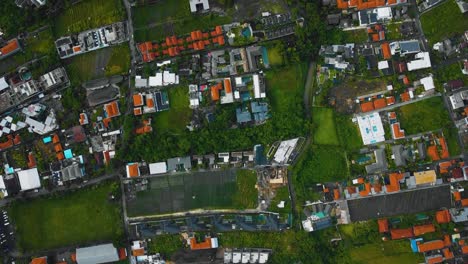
133;13;231;42
342;29;368;43
312;107;339;145
267;45;285;67
148;235;183;258
127;169;257;216
53;0;125;36
398;97;451;134
66;45;129;84
295;145;349;184
444;126;461;156
8;181;123;252
105;44;131;76
232;170;258;209
132;0;191;29
154;85;192;132
350;241;424;264
385;22;404;40
421;0;468;44
268;186;291;215
434;61;468;87
335;113;363;151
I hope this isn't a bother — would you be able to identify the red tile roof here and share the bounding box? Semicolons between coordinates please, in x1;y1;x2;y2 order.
390;228;413;239
373;98;387;109
133;94;144;106
378;218;389;233
381;42;391;59
360;101;374;112
413;224;435;236
190;237;212;250
391;123;405;139
417;240;445;252
0;39;20;56
435;209;451;224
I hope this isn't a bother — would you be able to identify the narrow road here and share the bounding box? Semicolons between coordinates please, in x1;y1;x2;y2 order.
303;62;316;119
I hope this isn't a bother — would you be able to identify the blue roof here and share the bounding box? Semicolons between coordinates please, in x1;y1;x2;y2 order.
64;149;73;159
410;238;423;252
236;108;252;123
251;101;268;113
254;145;267;165
43;136;52;143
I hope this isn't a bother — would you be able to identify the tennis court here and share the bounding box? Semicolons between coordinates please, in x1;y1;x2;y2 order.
127;169;256;216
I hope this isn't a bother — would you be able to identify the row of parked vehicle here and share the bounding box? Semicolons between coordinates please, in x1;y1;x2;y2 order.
0;210;14;255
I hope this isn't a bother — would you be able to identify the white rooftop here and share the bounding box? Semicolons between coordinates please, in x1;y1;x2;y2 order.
378;60;389;70
253;74;266;99
357;113;385;145
407;52;432;71
17;168;41;191
149;162;167;175
273;138;299;164
420;75;435;91
0;176;8;198
0;77;9;92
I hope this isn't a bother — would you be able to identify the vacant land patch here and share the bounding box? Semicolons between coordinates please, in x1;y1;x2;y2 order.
53;0;125;36
342;29;368;43
105;44;131;76
132;0;190;29
127;169;258;216
8;181;123;252
421;0;468;45
398;96;450;134
335;113;363;151
267;45;285;67
153;85;192;132
312;107;339;145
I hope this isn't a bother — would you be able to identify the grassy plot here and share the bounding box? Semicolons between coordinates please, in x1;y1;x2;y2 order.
66;45;129;84
335;113;363;151
105;44;131;76
398;97;451;135
132;0;191;28
127;169;258;216
350;241;424;264
148;235;183;258
53;0;125;36
434;61;468;86
385;22;404;40
443;127;461;156
312;107;339;145
154;85;192;132
267;45;285;67
342;29;368;43
8;181;123;252
295;145;349;183
421;0;468;44
268;186;291;215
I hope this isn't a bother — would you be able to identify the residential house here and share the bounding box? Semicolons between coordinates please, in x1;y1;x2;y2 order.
365;148;388;173
449;90;468;110
189;0;210;13
149;162;167;175
17;168;41;191
76;243;120;264
407;52;432;71
167;156;192;172
357;113;385;145
0;39;21;60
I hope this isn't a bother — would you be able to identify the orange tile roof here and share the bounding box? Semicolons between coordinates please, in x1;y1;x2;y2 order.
211;84;221;101
224;78;232;94
373;183;382;193
464;106;468;116
105;101;120;118
30;257;47;264
381;42;391;59
56;152;64;160
52;134;60;144
134;108;142;116
388;112;397;119
190;237;212;250
391;123;405;139
215;26;222;35
372;33;379;42
146;98;155;108
359;182;372;197
427;145;440;161
413;224;435;236
127;163;139;177
103;117;112;128
386;172;404;193
132;248;145;256
403;76;410;85
391;228;413;239
443;248;454;259
336;0;349;8
400;92;410;102
378;218;389;233
454;191;461;201
427;256;443;264
333;189;340;200
439;137;449;159
444;234;451;246
28;153;36;168
79;113;87;125
218;36;225;46
462;245;468;254
73;46;81;53
360;101;374;112
0;39;20;56
386;96;395;105
54;143;63;152
13;134;21;145
373;98;387;109
435;209;451;224
462;198;468;207
438;161;451;174
417;240;445;252
133;94;144;106
387;0;397;4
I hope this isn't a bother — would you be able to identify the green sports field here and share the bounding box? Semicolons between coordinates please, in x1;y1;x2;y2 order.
127;169;257;216
8;181;123;252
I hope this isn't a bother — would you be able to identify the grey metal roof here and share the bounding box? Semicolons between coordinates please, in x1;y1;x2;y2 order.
365;149;387;173
76;243;119;264
167;156;192;171
399;40;421;54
